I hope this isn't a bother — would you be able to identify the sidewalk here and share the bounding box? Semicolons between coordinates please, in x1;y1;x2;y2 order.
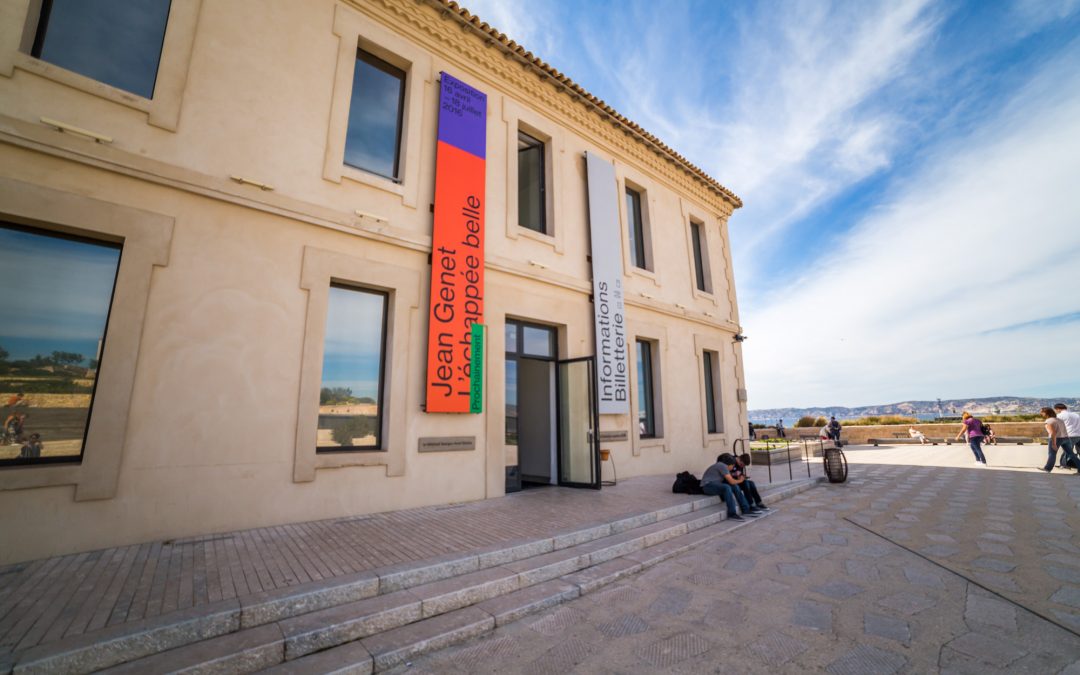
0;469;818;662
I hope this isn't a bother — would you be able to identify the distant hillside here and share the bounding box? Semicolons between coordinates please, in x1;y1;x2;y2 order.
749;396;1080;422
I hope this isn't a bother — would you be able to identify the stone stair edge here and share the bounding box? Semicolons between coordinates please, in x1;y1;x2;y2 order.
12;478;820;675
254;479;823;674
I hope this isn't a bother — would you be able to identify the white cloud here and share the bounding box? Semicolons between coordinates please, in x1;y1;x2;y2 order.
743;45;1080;408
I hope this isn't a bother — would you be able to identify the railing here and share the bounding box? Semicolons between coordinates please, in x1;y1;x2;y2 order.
737;436;815;483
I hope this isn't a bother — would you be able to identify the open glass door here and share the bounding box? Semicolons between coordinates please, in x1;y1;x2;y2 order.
556;357;601;489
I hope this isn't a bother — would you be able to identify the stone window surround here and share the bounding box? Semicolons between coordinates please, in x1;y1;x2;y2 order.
628;320;667;456
614;164;659;287
293;246;419;482
0;0;202;132
695;334;727;447
681;200;718;304
501;97;565;254
323;2;430;209
0;177;173;501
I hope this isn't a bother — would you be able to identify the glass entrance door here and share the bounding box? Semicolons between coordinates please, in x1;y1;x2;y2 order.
556;357;600;489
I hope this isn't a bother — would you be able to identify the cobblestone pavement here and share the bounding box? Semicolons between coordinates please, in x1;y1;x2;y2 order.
397;453;1080;674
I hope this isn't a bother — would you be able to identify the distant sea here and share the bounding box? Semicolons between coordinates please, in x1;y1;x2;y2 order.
750;412;942;424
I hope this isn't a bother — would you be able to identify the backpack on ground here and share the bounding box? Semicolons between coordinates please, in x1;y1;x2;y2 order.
672;471;704;495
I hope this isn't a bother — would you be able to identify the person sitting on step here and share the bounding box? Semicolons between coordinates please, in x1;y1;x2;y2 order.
734;454;769;511
700;453;762;521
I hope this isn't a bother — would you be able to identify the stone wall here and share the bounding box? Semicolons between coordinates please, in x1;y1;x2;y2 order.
802;422;1050;445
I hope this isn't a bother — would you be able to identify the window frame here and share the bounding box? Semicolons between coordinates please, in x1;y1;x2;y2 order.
294;246;420;482
343;48;407;182
690;220;710;293
315;283;390;453
322;2;430;208
501;99;564;253
503;319;557;447
1;0;201;131
703;350;720;434
0;177;173;500
695;334;728;446
625;186;648;270
516;129;547;235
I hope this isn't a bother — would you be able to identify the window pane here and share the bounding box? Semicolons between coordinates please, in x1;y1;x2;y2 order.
0;224;121;465
317;286;387;451
505;359;517;445
522;325;554;358
703;351;717;433
691;222;707;291
518;132;545;233
344;51;406;179
32;0;171;99
637;340;655;438
504;322;518;353
625;188;646;269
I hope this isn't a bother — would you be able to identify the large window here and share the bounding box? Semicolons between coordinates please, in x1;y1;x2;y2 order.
344;49;406;180
505;320;555;445
30;0;172;99
317;285;388;452
625;188;648;269
703;350;720;434
0;223;121;466
636;340;657;438
690;221;709;292
518;131;546;233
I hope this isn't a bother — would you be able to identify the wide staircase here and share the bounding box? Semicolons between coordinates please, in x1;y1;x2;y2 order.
11;478;820;674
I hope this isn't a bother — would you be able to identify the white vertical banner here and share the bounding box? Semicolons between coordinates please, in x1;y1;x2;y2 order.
585;152;629;414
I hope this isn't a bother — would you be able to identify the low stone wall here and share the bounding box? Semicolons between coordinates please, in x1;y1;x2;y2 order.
802;421;1049;445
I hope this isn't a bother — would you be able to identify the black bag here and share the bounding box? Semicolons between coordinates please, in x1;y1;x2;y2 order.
672;471;704;495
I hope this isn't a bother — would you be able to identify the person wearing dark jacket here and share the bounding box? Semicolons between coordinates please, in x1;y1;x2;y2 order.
733;455;768;511
701;453;762;521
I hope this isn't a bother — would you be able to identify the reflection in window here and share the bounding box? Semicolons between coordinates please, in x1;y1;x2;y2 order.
703;351;718;433
317;285;387;451
522;325;554;358
31;0;171;99
637;340;656;438
626;188;647;269
518;131;546;233
505;359;517;445
0;224;120;466
690;221;708;292
344;50;406;179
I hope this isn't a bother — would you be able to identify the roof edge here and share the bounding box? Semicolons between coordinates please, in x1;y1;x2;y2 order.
427;0;743;210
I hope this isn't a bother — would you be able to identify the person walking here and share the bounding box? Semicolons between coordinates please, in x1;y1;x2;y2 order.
955;412;988;466
1041;407;1079;473
1053;404;1080;468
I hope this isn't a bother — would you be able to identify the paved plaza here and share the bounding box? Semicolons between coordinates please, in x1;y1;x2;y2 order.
395;445;1080;674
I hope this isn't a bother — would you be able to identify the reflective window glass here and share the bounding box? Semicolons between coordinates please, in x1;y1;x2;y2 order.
691;221;708;292
504;323;517;354
31;0;171;99
317;285;387;451
505;359;517;445
637;340;655;438
0;223;121;466
518;131;546;233
522;325;554;358
703;351;717;433
344;50;406;179
625;188;646;269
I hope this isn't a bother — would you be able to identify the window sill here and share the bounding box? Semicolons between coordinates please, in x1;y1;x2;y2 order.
340;165;406;197
14;54;153;112
628;265;660;287
514;225;561;252
315;450;390;471
692;287;719;305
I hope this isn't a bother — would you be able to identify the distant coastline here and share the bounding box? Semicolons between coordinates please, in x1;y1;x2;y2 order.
749;395;1080;423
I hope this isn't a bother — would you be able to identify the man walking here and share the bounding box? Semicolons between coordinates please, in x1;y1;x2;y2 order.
1053;404;1080;468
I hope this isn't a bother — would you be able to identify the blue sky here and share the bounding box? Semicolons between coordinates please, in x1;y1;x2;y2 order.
465;0;1080;409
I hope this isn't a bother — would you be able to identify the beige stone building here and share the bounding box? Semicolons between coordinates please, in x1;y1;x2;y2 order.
0;0;746;564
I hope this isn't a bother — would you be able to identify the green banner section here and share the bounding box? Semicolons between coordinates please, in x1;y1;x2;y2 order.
469;323;485;414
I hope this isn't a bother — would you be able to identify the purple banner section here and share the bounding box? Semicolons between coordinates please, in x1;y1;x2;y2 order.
438;73;487;159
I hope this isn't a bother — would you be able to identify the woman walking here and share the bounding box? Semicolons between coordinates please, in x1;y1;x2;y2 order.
955;412;987;466
1041;407;1079;473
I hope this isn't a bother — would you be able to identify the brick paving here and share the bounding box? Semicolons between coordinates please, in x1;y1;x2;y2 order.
398;447;1080;674
0;460;820;658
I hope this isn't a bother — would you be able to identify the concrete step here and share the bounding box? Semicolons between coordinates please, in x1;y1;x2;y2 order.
11;478;821;674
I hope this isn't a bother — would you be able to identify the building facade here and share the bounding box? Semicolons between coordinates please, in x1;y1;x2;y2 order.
0;0;746;564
